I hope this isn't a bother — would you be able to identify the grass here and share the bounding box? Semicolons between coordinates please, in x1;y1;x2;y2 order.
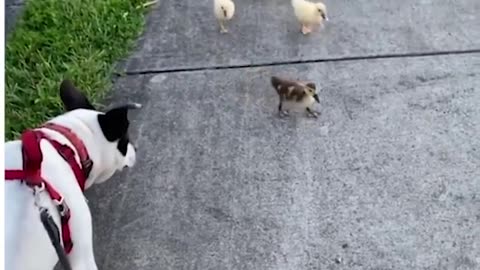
5;0;152;140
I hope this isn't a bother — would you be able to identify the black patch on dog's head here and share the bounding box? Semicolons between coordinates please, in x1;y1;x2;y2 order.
60;79;95;111
59;79;141;156
117;134;130;156
98;106;130;141
98;103;141;155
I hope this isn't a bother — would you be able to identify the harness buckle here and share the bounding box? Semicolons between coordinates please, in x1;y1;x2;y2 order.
54;197;71;220
33;181;46;193
81;159;93;178
33;182;46;207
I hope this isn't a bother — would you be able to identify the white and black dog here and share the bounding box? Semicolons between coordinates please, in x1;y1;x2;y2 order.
5;79;141;270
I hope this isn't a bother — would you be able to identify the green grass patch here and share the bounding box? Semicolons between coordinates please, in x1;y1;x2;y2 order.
5;0;152;140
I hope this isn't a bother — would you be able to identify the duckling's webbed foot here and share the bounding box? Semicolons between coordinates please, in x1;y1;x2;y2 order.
219;21;228;33
279;110;290;118
301;24;312;35
306;107;319;118
277;104;288;118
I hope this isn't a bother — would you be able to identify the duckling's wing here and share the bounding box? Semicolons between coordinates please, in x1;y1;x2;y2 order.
283;85;306;101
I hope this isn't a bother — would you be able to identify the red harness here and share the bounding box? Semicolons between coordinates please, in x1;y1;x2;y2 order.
5;122;93;254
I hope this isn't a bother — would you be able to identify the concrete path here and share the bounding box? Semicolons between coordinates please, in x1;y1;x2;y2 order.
7;0;480;269
123;0;480;72
5;0;25;38
89;0;480;269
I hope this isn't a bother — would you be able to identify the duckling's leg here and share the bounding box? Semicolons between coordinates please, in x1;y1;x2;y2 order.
306;107;319;118
219;20;228;33
301;24;312;35
278;97;289;117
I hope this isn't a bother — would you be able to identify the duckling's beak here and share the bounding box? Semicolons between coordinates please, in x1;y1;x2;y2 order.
322;14;328;21
313;94;320;103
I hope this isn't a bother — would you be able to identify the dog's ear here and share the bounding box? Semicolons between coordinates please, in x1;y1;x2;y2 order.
305;82;316;90
98;103;142;142
59;79;95;111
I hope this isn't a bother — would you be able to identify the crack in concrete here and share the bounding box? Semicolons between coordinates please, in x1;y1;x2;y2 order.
122;49;480;76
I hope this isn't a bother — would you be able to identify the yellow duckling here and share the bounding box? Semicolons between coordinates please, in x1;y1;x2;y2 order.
214;0;235;33
291;0;328;35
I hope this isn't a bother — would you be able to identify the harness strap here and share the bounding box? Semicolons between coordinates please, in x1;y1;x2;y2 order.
48;138;86;192
5;170;74;253
4;127;88;254
21;130;44;186
42;123;93;180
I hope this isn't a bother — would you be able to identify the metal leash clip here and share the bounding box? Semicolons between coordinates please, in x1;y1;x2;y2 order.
54;197;71;219
33;182;46;208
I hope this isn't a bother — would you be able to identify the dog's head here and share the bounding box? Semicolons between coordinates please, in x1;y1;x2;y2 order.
54;79;141;186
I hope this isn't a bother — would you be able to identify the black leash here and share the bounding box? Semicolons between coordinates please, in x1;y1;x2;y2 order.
39;208;73;270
